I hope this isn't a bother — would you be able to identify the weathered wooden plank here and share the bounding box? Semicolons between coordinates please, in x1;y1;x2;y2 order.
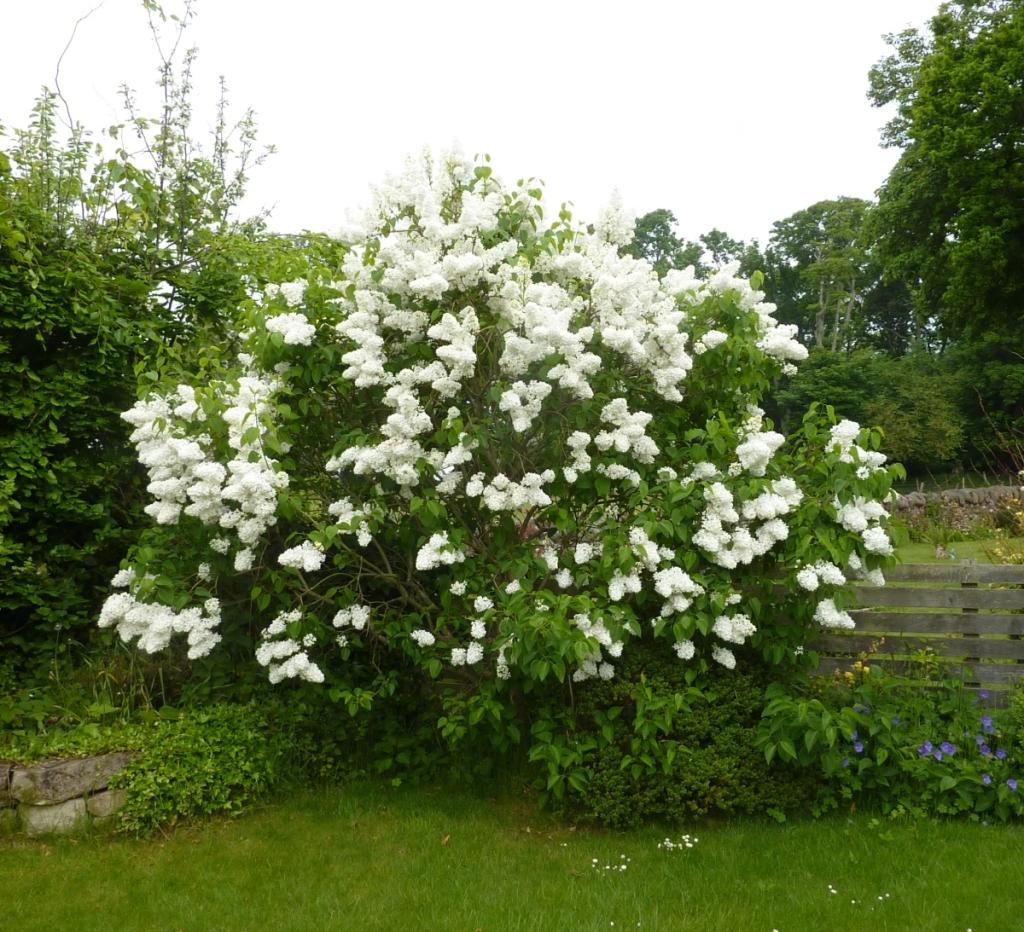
810;634;1024;661
815;656;1024;685
853;586;1024;610
847;610;1024;635
884;564;1024;584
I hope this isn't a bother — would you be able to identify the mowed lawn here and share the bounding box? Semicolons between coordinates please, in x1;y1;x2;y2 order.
3;783;1023;931
895;538;1024;565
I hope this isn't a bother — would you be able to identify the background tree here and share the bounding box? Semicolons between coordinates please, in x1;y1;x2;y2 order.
869;0;1024;340
0;7;304;675
767;198;873;353
624;209;704;276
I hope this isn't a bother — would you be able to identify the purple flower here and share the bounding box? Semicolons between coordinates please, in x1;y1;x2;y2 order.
981;744;992;757
841;757;850;768
982;773;992;786
934;750;944;762
1007;779;1018;792
891;716;901;726
854;741;864;754
980;690;991;701
919;741;934;756
996;747;1008;761
940;742;956;756
975;735;986;747
981;715;994;734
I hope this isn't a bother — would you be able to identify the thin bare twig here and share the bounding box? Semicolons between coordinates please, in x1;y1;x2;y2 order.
54;0;107;130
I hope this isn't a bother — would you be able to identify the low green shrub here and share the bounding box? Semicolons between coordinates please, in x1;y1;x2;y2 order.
0;703;299;836
758;665;1024;820
530;643;815;827
109;704;289;835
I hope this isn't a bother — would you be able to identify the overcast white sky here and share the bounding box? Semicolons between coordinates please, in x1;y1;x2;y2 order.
2;0;940;244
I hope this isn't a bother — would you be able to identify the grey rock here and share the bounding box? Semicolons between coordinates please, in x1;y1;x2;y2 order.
21;797;89;836
10;751;134;805
86;788;127;820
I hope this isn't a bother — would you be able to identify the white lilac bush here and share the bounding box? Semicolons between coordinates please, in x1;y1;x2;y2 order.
99;153;899;697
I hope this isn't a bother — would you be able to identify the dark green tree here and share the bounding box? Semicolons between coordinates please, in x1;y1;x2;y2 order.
869;0;1024;339
624;209;704;276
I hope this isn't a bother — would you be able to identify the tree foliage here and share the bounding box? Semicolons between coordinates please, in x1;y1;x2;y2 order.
869;0;1024;339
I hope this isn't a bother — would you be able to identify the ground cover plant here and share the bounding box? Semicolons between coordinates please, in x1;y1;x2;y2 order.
2;782;1024;932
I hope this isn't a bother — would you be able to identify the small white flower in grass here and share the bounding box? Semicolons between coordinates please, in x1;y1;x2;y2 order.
451;647;467;666
411;629;435;647
504;579;521;594
471;620;486;639
209;536;230;555
474;596;494;612
556;568;573;588
197;563;211;581
450;580;467;595
466;642;484;665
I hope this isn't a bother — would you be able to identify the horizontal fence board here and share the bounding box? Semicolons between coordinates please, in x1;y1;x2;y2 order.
847;611;1024;635
815;656;1023;685
853;586;1024;610
884;563;1024;585
810;634;1024;661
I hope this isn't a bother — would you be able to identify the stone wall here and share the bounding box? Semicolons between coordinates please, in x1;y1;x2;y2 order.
894;484;1023;511
0;751;133;836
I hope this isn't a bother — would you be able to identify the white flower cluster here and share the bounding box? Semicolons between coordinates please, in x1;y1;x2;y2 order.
265;312;315;346
693;329;729;355
256;610;324;684
570;612;623;682
693;478;794;569
563;432;592;483
265;280;307;307
834;495;893;556
813;598;855;630
99;591;222;659
848;552;886;587
328;498;374;547
795;561;847;592
466;470;555;512
499;381;552;433
826;420;887;472
415;532;467;571
593;399;659;463
278;540;326;572
652;567;705;617
333;604;370;631
711;613;756;645
734;406;785;478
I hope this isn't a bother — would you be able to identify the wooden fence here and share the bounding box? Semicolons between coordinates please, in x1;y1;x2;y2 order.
809;562;1024;701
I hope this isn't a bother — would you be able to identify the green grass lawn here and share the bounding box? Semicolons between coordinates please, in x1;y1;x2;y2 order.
3;783;1023;931
896;537;1023;565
